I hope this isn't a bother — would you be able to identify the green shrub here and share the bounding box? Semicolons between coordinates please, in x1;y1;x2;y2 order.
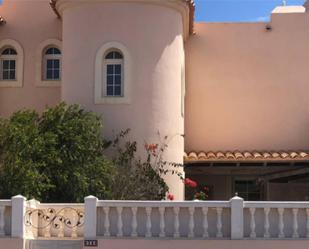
0;103;114;202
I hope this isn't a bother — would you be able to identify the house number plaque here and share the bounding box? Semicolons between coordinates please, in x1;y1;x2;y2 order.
84;240;98;247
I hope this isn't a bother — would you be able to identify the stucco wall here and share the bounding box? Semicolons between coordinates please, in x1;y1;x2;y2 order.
185;12;309;152
0;0;61;117
61;2;185;199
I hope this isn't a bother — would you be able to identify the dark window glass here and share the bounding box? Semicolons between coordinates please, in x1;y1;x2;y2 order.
54;70;60;79
115;75;121;85
107;76;113;85
105;51;123;59
46;59;60;80
46;70;53;79
3;60;9;70
234;180;261;201
2;48;17;55
114;86;121;96
47;60;53;69
45;47;61;55
107;86;113;96
3;71;8;80
115;64;121;74
9;70;16;80
107;65;114;74
54;59;60;68
10;60;15;68
1;59;16;80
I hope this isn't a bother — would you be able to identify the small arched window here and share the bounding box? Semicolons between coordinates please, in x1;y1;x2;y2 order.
0;47;17;81
43;47;61;81
104;50;123;97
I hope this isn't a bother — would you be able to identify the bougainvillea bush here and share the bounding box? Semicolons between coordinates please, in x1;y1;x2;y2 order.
105;130;183;200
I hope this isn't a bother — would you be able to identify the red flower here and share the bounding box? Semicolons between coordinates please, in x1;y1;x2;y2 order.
144;143;158;153
184;178;198;188
204;186;209;192
167;193;174;201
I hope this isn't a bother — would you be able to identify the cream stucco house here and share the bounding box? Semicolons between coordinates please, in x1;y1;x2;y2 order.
1;0;309;202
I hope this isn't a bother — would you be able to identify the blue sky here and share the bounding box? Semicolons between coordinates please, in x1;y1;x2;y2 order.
195;0;306;22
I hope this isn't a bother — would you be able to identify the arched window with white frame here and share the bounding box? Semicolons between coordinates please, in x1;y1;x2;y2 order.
0;47;17;81
104;50;124;97
0;39;24;87
43;46;61;81
36;39;62;87
95;42;131;104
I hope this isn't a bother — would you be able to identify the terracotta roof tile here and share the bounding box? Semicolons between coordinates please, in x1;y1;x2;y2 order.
184;151;309;162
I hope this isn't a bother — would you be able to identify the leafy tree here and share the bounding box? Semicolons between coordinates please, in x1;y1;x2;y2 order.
0;103;114;202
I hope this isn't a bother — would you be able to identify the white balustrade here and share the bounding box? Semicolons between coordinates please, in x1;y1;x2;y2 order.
249;207;256;238
216;207;223;238
103;207;110;237
0;200;10;236
278;208;284;238
264;208;270;238
2;196;309;240
116;207;123;237
188;207;195;238
97;201;229;239
0;205;6;236
307;209;309;238
244;202;309;239
145;207;152;238
173;207;180;238
131;207;138;237
292;208;299;238
159;207;165;238
202;207;209;238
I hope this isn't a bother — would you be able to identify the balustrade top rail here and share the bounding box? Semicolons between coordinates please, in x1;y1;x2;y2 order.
97;200;230;208
244;201;309;208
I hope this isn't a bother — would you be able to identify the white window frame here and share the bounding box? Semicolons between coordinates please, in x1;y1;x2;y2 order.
0;39;24;88
0;49;17;81
36;39;62;87
43;48;62;81
103;54;124;97
95;41;132;104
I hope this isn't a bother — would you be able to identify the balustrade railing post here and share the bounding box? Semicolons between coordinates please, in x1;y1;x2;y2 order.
230;196;244;239
84;195;98;238
11;195;26;238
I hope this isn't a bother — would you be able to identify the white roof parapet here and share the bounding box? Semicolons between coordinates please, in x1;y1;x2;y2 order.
272;5;305;14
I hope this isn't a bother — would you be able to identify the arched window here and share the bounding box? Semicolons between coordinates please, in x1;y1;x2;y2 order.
43;47;61;81
0;47;17;81
95;41;131;104
104;50;123;97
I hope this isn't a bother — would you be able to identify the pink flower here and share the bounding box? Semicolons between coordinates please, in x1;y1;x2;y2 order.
184;178;198;188
167;193;174;201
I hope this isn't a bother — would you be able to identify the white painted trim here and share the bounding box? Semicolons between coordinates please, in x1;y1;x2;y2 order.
35;39;62;87
95;41;132;105
0;39;24;88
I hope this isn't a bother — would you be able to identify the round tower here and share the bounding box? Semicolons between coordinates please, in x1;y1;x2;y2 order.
55;0;193;200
